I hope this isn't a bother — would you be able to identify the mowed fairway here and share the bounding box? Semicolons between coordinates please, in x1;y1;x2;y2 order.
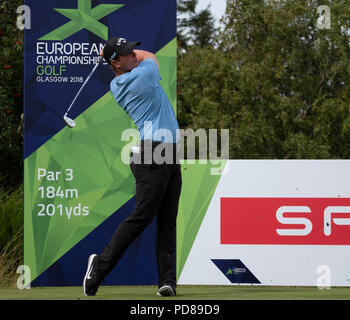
0;285;349;300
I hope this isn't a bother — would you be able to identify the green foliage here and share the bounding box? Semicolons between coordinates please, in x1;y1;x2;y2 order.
0;0;24;191
178;0;350;159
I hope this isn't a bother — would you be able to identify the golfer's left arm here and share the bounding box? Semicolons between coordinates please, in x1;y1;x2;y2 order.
134;50;160;70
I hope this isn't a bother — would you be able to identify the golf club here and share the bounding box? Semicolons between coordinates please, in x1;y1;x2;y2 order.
63;56;103;128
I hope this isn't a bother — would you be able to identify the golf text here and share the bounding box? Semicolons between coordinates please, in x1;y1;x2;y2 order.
36;168;89;219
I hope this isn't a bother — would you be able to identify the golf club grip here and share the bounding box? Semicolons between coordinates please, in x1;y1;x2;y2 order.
65;56;103;115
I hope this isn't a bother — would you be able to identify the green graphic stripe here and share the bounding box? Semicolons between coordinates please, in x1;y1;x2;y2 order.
176;160;226;280
24;38;177;282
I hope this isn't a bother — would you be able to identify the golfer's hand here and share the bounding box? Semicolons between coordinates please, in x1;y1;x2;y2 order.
99;49;103;57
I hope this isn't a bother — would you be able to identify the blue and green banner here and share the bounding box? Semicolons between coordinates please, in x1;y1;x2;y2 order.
24;0;176;286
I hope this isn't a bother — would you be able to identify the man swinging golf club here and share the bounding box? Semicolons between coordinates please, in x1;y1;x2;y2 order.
83;37;182;297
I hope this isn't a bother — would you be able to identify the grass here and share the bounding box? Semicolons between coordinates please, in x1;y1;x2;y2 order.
0;285;349;300
0;187;349;301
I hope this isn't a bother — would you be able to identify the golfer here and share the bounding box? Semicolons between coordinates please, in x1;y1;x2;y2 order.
83;37;182;297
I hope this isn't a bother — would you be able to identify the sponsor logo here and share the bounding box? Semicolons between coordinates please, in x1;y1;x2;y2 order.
212;259;260;284
220;198;350;245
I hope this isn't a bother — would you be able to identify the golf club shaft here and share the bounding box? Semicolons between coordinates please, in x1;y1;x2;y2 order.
65;56;103;116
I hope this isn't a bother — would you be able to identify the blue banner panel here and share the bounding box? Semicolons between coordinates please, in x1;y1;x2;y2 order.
24;0;176;287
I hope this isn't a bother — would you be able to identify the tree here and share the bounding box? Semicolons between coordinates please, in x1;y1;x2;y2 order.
0;0;24;190
177;0;350;159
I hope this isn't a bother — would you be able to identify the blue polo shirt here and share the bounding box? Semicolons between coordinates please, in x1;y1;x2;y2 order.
110;58;179;143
